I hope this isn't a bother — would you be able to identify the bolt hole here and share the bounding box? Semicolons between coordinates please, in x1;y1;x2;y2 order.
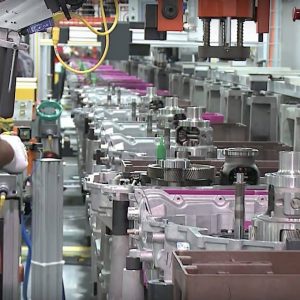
168;7;174;14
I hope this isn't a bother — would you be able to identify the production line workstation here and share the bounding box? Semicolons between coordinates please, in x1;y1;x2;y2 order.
3;0;300;300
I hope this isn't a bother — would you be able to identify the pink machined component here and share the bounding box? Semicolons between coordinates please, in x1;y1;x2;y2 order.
202;112;224;124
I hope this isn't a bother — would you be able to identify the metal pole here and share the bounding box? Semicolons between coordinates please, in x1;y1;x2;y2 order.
107;93;112;106
225;17;231;47
132;101;137;121
203;19;211;47
108;198;130;300
147;114;153;136
164;128;171;158
219;19;225;46
117;88;121;105
122;257;144;300
2;199;20;300
237;19;244;47
31;159;64;300
0;174;19;300
234;173;245;239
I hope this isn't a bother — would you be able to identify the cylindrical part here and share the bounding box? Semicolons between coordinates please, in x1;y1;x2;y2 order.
112;200;129;236
165;96;178;107
122;269;144;300
2;198;20;300
109;199;130;299
164;128;171;157
122;257;144;300
86;138;99;175
203;19;211;47
225;17;231;46
148;280;173;300
98;227;111;298
218;19;225;46
147;86;157;97
234;173;245;239
186;106;204;120
279;151;300;174
117;89;121;105
108;235;130;300
112;84;116;95
237;19;244;47
107;94;112;106
147;114;153;134
31;159;64;300
293;7;300;22
132;101;137;121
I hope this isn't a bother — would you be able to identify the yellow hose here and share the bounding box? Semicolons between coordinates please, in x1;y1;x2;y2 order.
0;193;6;210
52;0;119;75
0;118;14;132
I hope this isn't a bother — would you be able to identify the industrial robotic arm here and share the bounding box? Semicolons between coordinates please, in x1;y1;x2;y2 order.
0;0;87;118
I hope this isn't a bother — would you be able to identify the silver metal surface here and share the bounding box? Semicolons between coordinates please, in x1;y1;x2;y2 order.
0;174;19;300
148;162;215;186
267;151;300;187
105;134;175;163
31;159;64;300
3;199;20;300
100;121;156;138
234;173;245;239
224;148;258;158
253;152;300;241
157;97;184;130
122;269;144;300
108;235;130;300
128;187;282;281
0;0;52;31
174;107;216;159
247;94;279;141
280;104;300;151
131;187;267;233
225;17;231;46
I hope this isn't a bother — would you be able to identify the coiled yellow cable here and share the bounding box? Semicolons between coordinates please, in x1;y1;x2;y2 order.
52;0;119;75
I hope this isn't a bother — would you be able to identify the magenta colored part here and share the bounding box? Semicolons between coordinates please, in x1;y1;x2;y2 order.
101;75;138;80
164;189;268;196
202;112;224;124
119;83;152;89
97;71;127;76
133;89;149;96
244;221;252;230
157;90;171;96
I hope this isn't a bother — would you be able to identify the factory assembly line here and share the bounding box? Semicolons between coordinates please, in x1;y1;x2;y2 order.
2;0;300;299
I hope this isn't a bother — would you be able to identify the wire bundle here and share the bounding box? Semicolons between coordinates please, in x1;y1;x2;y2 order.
52;0;119;74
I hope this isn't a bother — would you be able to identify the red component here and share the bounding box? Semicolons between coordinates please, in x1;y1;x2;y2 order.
198;0;254;19
257;0;271;33
58;16;115;28
293;7;300;22
157;0;184;32
42;151;60;159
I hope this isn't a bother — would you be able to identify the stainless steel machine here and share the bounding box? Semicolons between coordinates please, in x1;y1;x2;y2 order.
3;0;300;299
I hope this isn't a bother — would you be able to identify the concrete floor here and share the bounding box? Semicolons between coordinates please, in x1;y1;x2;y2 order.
63;191;92;300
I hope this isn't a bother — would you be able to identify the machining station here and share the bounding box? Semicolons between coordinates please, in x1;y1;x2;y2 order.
2;0;300;299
